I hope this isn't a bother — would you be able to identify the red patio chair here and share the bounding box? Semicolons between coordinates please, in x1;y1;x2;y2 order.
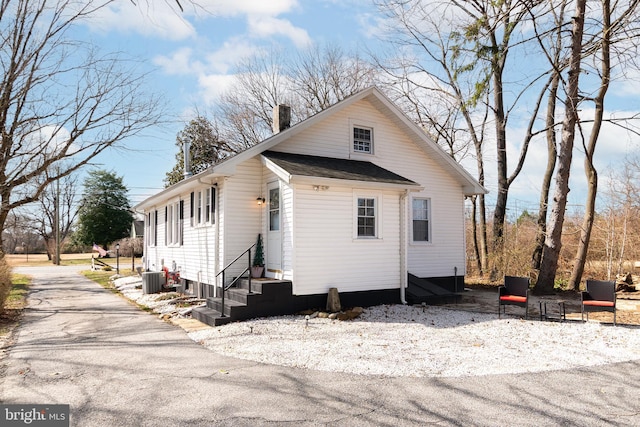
581;279;616;325
498;276;530;319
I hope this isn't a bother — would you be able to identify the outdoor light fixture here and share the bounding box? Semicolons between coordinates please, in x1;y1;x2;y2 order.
257;197;265;205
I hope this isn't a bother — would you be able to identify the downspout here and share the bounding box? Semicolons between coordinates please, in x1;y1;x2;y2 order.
214;180;221;298
400;190;409;304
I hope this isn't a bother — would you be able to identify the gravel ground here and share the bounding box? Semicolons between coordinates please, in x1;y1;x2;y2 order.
114;276;640;378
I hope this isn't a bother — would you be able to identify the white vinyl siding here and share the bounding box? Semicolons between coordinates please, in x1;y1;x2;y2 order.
220;158;263;284
292;186;400;295
275;99;467;278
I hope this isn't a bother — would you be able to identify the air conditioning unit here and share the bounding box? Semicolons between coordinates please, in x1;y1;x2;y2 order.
142;271;165;294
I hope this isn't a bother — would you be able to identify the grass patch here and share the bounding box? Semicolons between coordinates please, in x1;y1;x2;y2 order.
0;274;31;338
5;274;29;308
80;270;114;290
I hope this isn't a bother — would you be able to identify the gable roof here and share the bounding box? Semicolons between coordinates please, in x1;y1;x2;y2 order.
135;86;486;210
262;150;420;189
212;86;485;194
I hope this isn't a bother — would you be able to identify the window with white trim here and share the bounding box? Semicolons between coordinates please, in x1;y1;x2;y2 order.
205;188;211;223
191;187;216;226
147;210;158;246
412;198;431;242
357;197;377;238
353;126;373;154
166;201;182;245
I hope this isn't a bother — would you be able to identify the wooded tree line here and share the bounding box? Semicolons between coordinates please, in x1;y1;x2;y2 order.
168;0;640;293
470;156;640;286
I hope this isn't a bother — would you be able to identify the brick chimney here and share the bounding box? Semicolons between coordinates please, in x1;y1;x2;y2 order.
272;104;291;134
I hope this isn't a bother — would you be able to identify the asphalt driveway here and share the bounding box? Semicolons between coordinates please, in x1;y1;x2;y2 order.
1;266;639;426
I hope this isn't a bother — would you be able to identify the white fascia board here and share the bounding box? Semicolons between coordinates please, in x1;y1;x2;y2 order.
262;157;293;184
289;175;424;192
134;172;224;211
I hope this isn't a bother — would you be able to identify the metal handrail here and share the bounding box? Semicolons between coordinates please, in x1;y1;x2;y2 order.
215;243;256;317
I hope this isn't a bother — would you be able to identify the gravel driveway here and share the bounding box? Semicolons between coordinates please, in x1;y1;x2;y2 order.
2;266;640;426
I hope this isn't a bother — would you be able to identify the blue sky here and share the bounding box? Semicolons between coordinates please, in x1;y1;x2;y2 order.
73;0;639;215
74;0;381;206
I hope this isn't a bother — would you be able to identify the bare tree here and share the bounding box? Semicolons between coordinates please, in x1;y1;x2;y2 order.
567;0;640;289
1;211;41;254
537;0;587;293
217;50;293;150
373;0;554;276
291;44;377;118
25;172;79;261
215;44;378;150
529;0;568;272
0;0;163;255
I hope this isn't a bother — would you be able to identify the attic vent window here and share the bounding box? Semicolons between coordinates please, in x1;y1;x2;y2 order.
353;126;373;154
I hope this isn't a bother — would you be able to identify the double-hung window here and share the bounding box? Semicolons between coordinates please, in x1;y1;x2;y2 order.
412;198;431;242
353;126;373;154
191;187;216;226
205;188;211;223
166;201;182;245
148;210;158;246
197;191;203;224
357;197;377;238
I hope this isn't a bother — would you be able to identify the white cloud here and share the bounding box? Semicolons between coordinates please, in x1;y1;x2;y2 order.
198;74;238;105
200;0;300;16
204;38;263;74
85;2;195;40
153;47;202;75
247;15;311;48
84;0;302;41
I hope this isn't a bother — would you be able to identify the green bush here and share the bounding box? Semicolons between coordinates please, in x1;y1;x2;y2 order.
0;255;12;314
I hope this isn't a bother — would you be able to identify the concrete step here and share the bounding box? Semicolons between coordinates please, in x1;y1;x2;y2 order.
192;306;233;326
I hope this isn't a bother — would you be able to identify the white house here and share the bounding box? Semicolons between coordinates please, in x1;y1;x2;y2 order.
134;87;486;326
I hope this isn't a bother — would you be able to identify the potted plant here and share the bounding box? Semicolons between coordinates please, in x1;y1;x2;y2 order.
251;233;264;278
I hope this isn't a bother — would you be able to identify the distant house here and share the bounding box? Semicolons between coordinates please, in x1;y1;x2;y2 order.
130;220;144;239
134;87;486;326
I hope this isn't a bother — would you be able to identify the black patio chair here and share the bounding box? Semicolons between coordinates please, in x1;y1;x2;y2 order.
582;279;616;325
498;276;530;319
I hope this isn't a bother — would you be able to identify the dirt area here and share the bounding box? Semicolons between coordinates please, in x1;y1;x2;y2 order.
460;283;640;325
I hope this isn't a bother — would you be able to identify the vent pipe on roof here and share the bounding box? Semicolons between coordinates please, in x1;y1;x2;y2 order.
183;141;192;178
272;104;291;134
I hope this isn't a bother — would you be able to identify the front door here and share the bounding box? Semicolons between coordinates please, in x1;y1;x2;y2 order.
266;181;282;278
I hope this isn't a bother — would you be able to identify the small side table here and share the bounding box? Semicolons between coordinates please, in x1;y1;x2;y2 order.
539;298;566;321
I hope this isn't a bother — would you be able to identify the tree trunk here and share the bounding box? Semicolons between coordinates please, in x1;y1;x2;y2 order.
568;0;611;290
569;168;596;289
470;196;482;275
532;73;560;271
478;194;489;274
491;70;508;262
537;0;587;294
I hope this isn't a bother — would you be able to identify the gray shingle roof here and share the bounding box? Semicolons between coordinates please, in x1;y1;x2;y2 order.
262;151;418;186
